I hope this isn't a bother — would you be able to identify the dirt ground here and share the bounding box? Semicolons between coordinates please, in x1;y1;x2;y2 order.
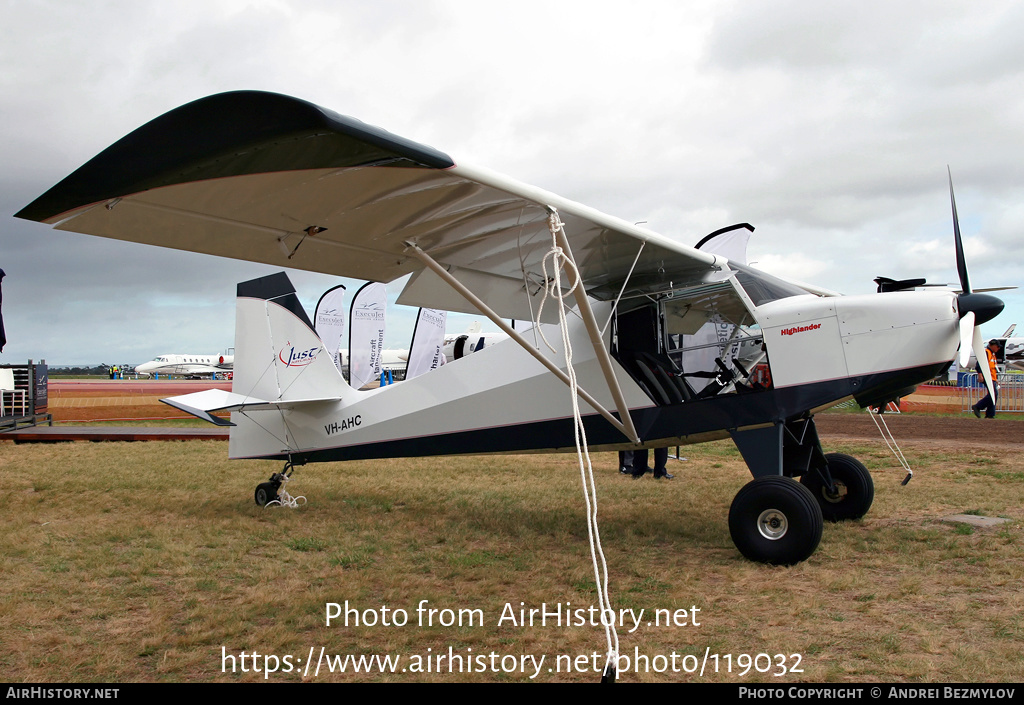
814;412;1022;448
46;380;230;422
47;399;192;422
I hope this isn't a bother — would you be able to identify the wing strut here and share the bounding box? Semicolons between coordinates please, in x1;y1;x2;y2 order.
403;242;640;444
553;225;640;445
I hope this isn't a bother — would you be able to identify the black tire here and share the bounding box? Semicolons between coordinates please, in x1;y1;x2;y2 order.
800;453;874;522
255;482;278;506
729;476;823;565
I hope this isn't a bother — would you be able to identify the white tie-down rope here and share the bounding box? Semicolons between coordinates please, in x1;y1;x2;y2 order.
265;473;307;509
868;407;913;485
536;210;620;678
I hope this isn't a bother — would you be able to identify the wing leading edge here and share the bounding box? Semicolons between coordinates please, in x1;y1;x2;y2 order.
19;91;730;320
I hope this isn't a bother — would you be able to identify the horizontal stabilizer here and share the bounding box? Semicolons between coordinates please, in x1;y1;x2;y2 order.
161;389;342;426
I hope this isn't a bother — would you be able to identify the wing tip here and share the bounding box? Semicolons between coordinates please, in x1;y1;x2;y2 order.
160;397;236;427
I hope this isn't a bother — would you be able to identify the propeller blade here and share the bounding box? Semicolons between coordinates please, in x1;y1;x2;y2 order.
972;286;1018;293
975;325;998;401
948;169;1003;397
949;167;971;295
958;311;976;367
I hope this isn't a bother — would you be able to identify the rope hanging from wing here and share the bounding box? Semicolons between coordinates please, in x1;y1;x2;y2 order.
264;472;307;509
868;406;914;485
537;209;620;682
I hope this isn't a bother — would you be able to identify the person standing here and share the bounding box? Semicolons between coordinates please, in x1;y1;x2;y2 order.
631;447;673;479
972;340;1001;418
618;450;634;475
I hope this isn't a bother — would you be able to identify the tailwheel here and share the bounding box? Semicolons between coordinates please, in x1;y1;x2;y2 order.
729;476;823;565
800;452;874;522
254;480;280;507
255;461;307;509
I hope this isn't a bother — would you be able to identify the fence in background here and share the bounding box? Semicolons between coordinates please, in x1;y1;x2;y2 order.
959;372;1024;414
0;361;52;430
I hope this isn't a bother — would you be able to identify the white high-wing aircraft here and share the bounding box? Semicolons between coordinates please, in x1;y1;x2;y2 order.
134;353;234;378
17;91;1005;565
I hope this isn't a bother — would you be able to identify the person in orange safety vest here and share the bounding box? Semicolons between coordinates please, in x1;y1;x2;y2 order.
972;340;1001;418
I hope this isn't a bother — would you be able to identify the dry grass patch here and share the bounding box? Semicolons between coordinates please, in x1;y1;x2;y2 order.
0;437;1021;682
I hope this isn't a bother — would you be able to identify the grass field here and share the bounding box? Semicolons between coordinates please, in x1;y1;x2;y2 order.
1;436;1022;683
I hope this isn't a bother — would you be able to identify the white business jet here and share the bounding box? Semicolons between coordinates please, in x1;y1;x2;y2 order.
134;353;233;378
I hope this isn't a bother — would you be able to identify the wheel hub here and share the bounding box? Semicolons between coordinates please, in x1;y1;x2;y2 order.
822;480;849;504
757;508;788;540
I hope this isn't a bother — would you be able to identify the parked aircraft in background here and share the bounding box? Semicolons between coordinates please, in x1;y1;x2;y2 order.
985;331;1024;372
442;321;509;360
337;322;509;384
134;353;233;379
958;325;1022;373
1003;338;1024;371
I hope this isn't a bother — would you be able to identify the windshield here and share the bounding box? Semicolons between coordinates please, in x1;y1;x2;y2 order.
729;262;809;306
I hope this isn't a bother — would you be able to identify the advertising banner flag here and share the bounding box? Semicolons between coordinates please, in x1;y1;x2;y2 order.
695;224;753;283
405;308;447;380
314;284;346;371
695;227;752;265
348;282;387;389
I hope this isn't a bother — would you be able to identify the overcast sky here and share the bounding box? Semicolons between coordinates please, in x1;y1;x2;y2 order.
1;0;1022;365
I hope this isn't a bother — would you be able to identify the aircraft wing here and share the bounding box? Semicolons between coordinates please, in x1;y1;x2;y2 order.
17;91;730;322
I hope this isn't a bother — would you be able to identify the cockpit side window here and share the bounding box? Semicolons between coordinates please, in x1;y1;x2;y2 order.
662;280;773;399
612;277;775;406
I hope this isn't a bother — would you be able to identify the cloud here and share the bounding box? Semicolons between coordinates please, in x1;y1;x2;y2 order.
2;1;1022;363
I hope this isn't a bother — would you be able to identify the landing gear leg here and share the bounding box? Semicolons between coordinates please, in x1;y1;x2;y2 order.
781;417;874;522
728;415;860;563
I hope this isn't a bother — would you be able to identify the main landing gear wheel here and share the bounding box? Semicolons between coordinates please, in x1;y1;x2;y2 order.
800;453;874;522
729;476;823;565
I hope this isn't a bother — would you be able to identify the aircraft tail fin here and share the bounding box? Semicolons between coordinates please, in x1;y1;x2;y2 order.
162;273;354;425
233;272;352;403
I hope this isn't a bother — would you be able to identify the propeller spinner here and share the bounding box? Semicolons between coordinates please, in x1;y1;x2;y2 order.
949;168;1003;399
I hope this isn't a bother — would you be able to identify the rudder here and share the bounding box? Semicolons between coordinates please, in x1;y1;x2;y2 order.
233;272;352;403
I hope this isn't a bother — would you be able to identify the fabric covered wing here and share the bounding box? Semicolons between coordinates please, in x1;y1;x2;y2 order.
18;91;722;320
